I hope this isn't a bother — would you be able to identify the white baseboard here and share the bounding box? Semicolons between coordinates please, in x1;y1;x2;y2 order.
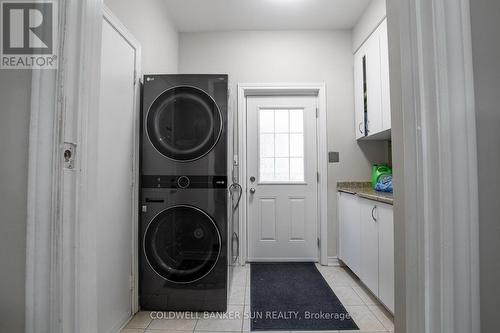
327;257;344;266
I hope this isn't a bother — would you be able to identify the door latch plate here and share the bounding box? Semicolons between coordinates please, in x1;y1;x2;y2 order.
63;142;76;170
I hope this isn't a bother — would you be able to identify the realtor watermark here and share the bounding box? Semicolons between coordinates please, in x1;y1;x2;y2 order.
149;311;353;321
1;0;58;69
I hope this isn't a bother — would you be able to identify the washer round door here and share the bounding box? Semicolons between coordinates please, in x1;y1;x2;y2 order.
144;205;221;283
146;86;223;161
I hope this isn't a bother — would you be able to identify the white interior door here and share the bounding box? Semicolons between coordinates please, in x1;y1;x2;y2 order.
96;15;138;333
246;95;318;261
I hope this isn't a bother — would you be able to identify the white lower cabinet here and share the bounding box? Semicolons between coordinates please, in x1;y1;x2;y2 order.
338;193;394;313
378;203;395;313
359;198;380;296
338;192;361;275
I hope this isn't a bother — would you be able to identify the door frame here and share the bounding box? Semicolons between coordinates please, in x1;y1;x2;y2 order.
390;0;480;332
25;2;141;332
237;83;328;266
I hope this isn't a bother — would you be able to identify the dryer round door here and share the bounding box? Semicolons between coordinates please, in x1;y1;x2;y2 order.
144;205;221;283
146;86;223;161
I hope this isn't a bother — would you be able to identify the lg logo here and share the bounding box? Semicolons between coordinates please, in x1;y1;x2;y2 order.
1;1;57;68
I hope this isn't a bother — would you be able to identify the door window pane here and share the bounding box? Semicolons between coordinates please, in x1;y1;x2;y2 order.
275;133;289;158
260;134;275;158
289;133;304;157
260;158;275;182
274;158;290;181
289;109;303;132
274;109;289;133
260;109;274;133
290;158;305;182
259;109;305;182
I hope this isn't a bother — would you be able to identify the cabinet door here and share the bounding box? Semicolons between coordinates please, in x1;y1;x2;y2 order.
338;192;361;275
359;198;379;296
379;19;392;132
354;47;366;139
378;203;394;313
365;29;383;136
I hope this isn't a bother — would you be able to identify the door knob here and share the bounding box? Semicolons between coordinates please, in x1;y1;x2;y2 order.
249;188;256;194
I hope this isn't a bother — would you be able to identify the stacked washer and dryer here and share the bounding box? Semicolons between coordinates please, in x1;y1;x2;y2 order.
140;74;231;311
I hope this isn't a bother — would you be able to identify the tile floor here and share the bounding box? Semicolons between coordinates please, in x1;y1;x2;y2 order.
121;264;394;333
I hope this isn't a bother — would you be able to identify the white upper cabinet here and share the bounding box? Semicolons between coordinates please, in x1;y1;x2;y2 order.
354;46;365;140
365;29;383;136
353;18;391;140
379;20;391;132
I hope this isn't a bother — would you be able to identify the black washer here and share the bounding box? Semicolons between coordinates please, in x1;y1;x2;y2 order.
143;205;221;284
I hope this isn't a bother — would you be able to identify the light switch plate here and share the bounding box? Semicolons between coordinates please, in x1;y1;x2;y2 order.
329;151;339;163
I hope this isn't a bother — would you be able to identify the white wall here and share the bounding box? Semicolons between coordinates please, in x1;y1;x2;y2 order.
352;0;386;53
104;0;179;74
470;1;500;332
179;31;387;257
0;70;31;332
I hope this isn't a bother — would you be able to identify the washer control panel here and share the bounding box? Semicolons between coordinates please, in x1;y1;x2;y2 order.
141;175;227;189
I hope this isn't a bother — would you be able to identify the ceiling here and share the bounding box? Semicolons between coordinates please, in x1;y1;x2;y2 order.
163;0;371;32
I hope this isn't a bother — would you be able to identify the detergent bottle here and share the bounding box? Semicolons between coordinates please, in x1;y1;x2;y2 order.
371;165;392;189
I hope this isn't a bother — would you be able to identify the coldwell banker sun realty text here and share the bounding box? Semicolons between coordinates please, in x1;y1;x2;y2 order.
1;0;58;69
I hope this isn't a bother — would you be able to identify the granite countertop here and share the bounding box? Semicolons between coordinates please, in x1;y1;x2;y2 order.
337;181;394;205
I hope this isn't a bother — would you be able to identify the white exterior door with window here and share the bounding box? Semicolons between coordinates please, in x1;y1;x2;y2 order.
246;95;318;261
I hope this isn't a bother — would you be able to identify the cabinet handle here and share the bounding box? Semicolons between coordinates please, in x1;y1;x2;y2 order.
358;122;364;134
232;232;239;264
371;206;377;221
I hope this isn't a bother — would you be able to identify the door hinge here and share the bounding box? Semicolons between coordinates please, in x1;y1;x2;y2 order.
317;172;320;183
317;237;320;248
133;69;137;86
316;107;319;118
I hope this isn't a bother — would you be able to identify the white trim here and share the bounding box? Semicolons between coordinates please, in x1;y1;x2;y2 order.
26;2;143;330
237;83;328;266
396;0;480;332
25;1;103;332
327;257;343;267
63;1;103;332
24;1;116;332
25;66;60;333
353;15;388;55
102;5;142;316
